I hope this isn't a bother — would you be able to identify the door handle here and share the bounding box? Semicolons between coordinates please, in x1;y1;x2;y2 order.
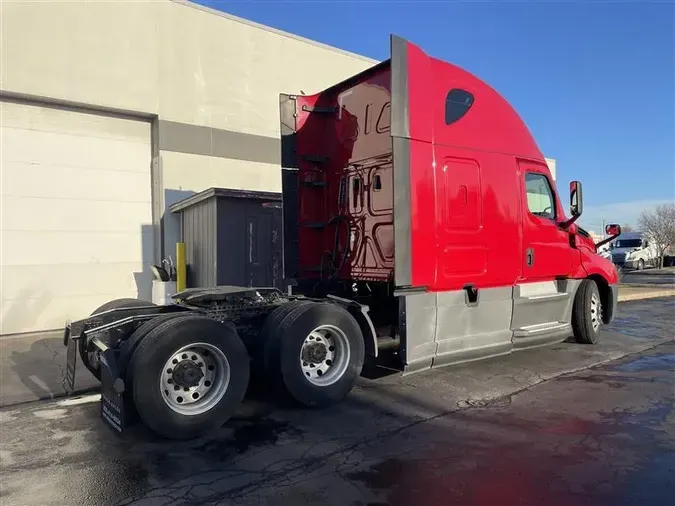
526;248;535;267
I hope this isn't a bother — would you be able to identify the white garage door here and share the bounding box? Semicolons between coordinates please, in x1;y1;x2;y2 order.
1;100;153;335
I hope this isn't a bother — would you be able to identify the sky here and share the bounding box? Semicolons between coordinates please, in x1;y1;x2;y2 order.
200;0;674;232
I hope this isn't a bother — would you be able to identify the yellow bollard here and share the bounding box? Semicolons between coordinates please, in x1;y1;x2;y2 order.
176;242;187;292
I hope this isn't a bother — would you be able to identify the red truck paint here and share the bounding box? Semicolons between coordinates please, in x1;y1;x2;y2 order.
281;35;619;373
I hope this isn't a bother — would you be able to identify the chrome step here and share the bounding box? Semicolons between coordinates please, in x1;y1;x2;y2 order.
513;321;569;337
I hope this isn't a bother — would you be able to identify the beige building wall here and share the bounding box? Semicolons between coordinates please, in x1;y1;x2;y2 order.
1;0;376;333
1;0;376;254
2;0;375;129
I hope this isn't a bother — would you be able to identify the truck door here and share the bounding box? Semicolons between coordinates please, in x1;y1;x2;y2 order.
519;163;572;280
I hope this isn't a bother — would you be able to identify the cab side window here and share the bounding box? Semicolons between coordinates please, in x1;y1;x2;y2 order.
525;173;556;220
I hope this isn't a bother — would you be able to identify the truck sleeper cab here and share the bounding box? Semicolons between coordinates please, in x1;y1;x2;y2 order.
281;35;621;372
62;35;621;441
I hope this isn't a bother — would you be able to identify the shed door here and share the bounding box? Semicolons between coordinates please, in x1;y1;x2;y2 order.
0;99;152;334
216;199;283;289
246;202;283;288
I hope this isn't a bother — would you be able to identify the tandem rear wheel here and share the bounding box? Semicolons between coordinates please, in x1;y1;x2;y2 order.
126;315;250;440
260;301;365;408
84;299;365;439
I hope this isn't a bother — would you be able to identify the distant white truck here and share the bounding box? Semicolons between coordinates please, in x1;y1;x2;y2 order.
598;244;612;261
610;231;659;270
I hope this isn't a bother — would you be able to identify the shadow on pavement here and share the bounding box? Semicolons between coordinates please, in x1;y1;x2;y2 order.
0;333;98;407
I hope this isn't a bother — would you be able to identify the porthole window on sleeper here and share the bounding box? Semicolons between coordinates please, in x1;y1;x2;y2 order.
445;89;474;125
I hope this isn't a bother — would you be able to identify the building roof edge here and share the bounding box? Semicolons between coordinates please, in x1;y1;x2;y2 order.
170;0;379;65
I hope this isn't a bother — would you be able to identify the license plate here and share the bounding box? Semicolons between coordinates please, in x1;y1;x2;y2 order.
65;337;77;393
100;358;126;434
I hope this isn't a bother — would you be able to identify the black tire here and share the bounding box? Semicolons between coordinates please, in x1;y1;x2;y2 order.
572;279;603;345
127;315;250;440
120;312;205;425
268;302;365;408
118;313;188;377
258;300;313;374
80;298;154;380
637;259;645;271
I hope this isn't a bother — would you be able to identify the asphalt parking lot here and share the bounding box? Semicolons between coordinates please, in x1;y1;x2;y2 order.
0;297;673;506
620;267;675;286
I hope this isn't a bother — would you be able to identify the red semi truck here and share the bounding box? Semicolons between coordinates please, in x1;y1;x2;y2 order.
63;35;621;440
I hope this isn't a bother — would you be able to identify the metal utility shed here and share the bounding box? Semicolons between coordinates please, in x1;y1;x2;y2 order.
169;188;283;289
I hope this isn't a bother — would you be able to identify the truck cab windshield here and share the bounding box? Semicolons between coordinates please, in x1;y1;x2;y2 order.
614;239;642;249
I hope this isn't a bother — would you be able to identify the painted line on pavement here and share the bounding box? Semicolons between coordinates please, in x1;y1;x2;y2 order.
57;393;102;406
619;290;675;302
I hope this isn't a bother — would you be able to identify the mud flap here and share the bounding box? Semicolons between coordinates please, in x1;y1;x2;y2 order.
65;330;77;393
99;350;130;434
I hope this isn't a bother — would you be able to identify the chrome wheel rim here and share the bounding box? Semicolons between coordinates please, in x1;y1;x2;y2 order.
590;293;602;332
159;342;230;415
299;325;351;387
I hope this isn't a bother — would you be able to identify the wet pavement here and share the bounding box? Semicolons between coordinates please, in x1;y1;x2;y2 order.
0;298;673;506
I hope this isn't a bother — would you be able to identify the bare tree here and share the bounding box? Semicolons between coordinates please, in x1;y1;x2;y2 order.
637;203;675;268
621;224;633;233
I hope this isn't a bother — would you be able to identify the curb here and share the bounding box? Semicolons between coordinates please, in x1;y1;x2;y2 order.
620;283;675;288
618;290;675;302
